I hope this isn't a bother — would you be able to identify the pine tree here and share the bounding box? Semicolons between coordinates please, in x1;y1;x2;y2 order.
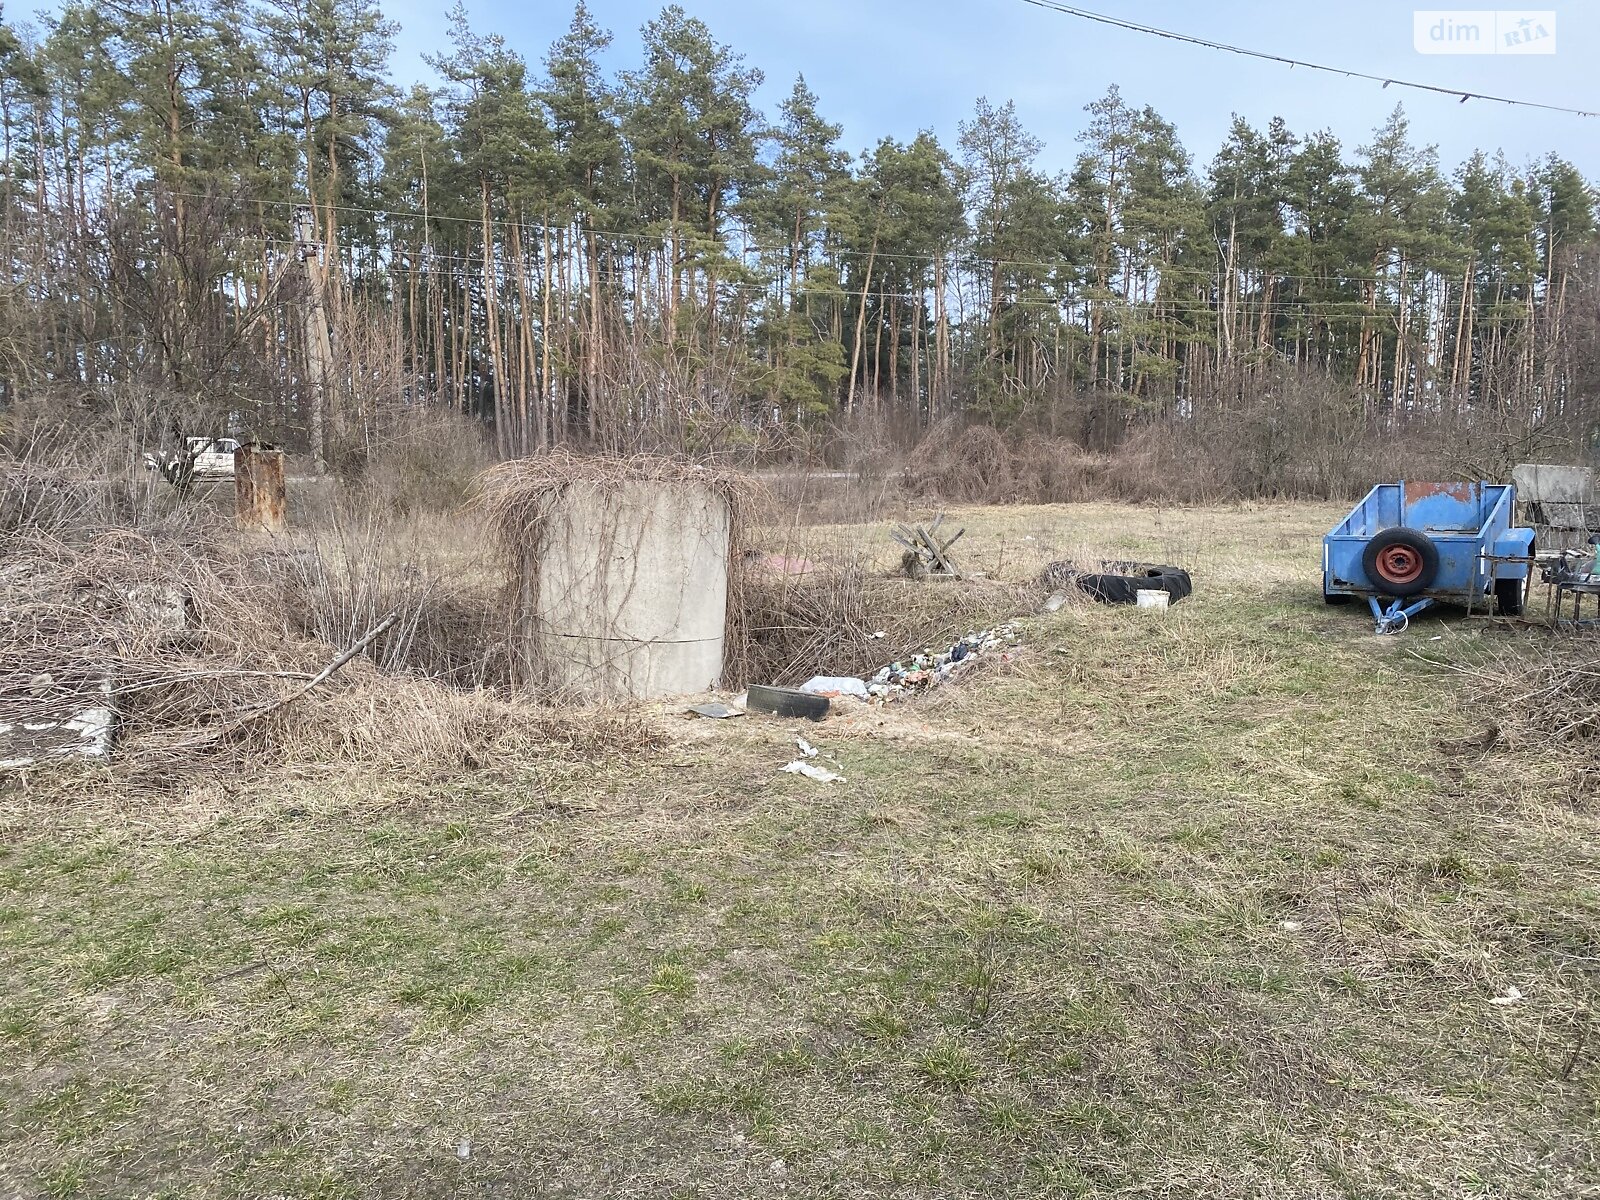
543;2;624;442
429;3;552;451
622;5;763;328
1351;106;1447;405
261;0;397;262
744;75;850;419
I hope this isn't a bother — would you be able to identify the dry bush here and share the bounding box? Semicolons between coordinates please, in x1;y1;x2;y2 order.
738;563;1036;687
1181;372;1450;498
278;408;508;688
278;496;508;689
1457;638;1600;750
0;457;646;777
323;297;431;479
2;508;320;759
352;408;493;515
896;371;1506;506
0;459;107;538
233;669;661;770
755;469;897;526
1429;635;1600;815
901;421;1129;505
820;412;904;519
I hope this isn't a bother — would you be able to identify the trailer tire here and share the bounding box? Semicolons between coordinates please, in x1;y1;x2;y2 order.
1495;539;1534;616
1361;528;1439;598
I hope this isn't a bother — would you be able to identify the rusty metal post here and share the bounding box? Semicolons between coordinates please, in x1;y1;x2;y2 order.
235;445;288;534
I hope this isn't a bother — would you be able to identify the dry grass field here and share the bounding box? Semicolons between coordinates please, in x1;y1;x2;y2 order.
3;500;1597;1198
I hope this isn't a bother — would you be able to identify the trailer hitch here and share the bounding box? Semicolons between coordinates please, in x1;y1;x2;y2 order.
1368;595;1433;635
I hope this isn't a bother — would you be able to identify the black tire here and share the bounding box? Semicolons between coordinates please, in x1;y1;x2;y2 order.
1041;561;1192;606
1361;528;1439;598
1495;539;1534;616
745;684;830;721
1323;591;1354;606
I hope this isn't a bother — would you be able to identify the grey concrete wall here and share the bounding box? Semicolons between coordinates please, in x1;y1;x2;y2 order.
1513;463;1598;548
533;481;730;701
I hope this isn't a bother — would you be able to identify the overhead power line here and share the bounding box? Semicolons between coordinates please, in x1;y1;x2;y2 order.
1017;0;1597;118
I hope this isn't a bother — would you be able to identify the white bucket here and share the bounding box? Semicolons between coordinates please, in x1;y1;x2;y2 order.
1135;589;1170;610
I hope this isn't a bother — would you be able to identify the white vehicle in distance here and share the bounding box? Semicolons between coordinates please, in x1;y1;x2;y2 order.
142;436;241;480
186;437;241;476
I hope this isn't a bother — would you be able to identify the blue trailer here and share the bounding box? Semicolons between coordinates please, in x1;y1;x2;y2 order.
1323;481;1536;633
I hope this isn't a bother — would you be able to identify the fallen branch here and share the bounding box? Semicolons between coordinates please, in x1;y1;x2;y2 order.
166;611;400;749
293;612;401;695
893;516;966;578
109;668;319;695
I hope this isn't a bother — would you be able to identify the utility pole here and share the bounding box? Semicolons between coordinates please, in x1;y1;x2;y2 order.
293;203;334;473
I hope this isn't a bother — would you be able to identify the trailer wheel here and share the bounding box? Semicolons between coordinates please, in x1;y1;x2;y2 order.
1495;539;1534;616
1361;528;1439;598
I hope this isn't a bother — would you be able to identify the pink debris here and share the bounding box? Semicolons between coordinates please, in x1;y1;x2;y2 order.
754;553;816;575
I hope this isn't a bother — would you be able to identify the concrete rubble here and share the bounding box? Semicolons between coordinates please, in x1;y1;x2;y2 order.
2;581;195;771
0;676;117;770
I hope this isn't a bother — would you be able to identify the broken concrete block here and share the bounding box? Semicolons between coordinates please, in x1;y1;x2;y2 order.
0;679;117;769
89;583;193;632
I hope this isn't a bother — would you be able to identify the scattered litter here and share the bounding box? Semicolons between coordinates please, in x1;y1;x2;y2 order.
866;622;1022;702
781;733;844;781
1430;636;1443;641
1279;920;1302;932
1135;589;1170;610
781;760;845;783
1041;591;1070;614
688;702;743;720
799;675;869;701
870;630;886;639
1488;985;1524;1006
456;1139;472;1161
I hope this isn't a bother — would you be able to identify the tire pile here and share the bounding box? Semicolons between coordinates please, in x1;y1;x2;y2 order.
1040;560;1193;606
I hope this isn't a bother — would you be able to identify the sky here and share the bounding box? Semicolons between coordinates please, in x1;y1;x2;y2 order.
380;0;1600;178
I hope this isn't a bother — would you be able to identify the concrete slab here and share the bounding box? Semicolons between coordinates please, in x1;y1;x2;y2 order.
1513;463;1595;505
1514;463;1599;542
